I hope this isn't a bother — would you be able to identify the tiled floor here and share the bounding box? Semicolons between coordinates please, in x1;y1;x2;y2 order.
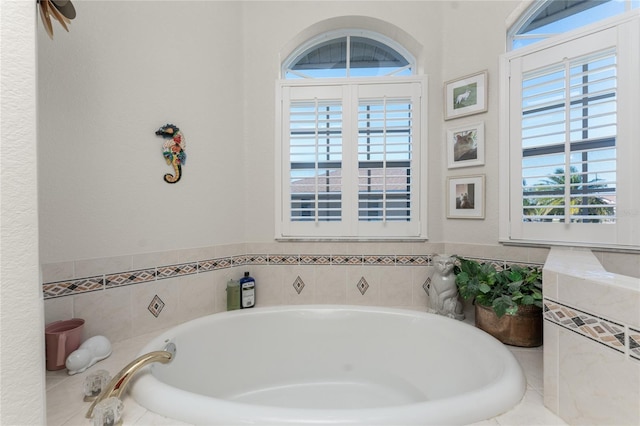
46;322;567;426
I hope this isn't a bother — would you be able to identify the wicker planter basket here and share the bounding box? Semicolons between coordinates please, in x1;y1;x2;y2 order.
475;304;543;347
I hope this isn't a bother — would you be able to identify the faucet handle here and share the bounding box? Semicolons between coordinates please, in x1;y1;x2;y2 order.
91;396;123;426
83;369;112;402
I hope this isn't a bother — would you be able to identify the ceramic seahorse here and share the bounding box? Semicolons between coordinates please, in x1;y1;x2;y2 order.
155;124;186;183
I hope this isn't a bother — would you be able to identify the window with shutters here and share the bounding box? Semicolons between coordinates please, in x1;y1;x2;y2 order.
499;13;640;249
276;31;426;239
508;0;639;51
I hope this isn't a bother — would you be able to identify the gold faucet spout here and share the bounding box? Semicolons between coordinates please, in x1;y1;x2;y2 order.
86;343;175;419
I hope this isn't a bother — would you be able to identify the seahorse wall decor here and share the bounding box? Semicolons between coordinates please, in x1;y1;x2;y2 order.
155;123;186;184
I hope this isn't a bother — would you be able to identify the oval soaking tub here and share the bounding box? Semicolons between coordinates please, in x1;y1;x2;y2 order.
130;305;526;425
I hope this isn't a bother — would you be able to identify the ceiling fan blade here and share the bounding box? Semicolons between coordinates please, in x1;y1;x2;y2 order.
47;0;69;31
51;0;76;20
39;0;54;39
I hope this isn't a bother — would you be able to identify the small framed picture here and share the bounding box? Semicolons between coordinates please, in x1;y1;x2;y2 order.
447;121;485;169
447;175;485;219
444;70;488;120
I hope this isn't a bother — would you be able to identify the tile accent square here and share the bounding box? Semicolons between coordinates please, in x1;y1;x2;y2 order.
148;295;165;318
292;276;305;294
422;277;431;295
357;277;369;295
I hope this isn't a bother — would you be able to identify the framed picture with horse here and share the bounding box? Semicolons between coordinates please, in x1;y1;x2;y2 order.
444;70;488;120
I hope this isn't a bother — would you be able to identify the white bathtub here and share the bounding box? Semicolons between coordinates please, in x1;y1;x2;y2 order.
130;305;526;425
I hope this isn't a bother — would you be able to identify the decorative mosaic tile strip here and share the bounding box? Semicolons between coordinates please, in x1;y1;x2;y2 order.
544;299;625;354
147;295;165;318
331;255;363;265
292;276;305;294
245;254;268;265
364;255;395;265
269;254;299;265
231;255;248;266
300;255;331;265
357;277;369;295
396;255;431;266
46;253;537;300
105;268;156;288
630;327;640;361
43;276;104;299
156;262;198;280
198;257;232;272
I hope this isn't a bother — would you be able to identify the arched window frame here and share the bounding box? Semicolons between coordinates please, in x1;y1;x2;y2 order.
508;0;639;51
276;30;427;241
282;29;416;79
499;5;640;250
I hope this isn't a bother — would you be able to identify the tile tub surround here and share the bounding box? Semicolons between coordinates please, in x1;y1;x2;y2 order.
43;243;547;345
46;316;567;426
543;247;640;425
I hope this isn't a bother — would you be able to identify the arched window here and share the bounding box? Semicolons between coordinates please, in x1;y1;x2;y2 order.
499;3;640;249
276;30;426;240
508;0;639;50
283;30;414;79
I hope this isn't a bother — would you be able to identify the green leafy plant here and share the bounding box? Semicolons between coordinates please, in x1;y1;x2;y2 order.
454;257;543;318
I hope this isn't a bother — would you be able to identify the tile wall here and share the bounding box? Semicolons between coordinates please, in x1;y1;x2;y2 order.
42;242;548;344
543;247;640;425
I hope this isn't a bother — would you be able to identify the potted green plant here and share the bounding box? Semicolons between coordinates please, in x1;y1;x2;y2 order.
454;257;543;347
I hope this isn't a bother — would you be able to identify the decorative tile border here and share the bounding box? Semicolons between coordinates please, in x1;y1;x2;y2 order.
43;276;104;298
544;298;638;361
331;255;363;265
105;268;156;288
156;262;198;280
41;252;541;300
630;327;640;361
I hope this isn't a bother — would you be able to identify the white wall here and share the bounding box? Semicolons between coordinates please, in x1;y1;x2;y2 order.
38;1;523;266
38;1;246;263
0;1;46;424
440;0;520;246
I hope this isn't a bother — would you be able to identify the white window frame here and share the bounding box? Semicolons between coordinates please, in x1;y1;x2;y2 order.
499;12;640;250
282;29;415;79
275;76;428;241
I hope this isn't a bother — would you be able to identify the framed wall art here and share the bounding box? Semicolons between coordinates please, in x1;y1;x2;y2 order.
447;121;484;169
446;175;485;219
444;70;488;120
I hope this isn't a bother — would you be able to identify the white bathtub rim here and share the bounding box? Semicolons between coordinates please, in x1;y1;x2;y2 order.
130;305;526;425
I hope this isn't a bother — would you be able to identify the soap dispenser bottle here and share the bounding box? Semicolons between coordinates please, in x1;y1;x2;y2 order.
239;271;255;308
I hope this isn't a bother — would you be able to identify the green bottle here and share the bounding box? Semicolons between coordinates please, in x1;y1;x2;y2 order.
226;279;240;311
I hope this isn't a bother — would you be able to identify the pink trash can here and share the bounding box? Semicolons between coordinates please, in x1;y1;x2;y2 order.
45;318;85;371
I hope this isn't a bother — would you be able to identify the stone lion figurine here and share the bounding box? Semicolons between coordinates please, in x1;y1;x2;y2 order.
426;254;465;320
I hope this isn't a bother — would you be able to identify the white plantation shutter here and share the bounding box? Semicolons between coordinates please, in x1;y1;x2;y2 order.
278;80;425;239
357;97;413;222
289;99;343;222
502;17;640;248
520;49;617;224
